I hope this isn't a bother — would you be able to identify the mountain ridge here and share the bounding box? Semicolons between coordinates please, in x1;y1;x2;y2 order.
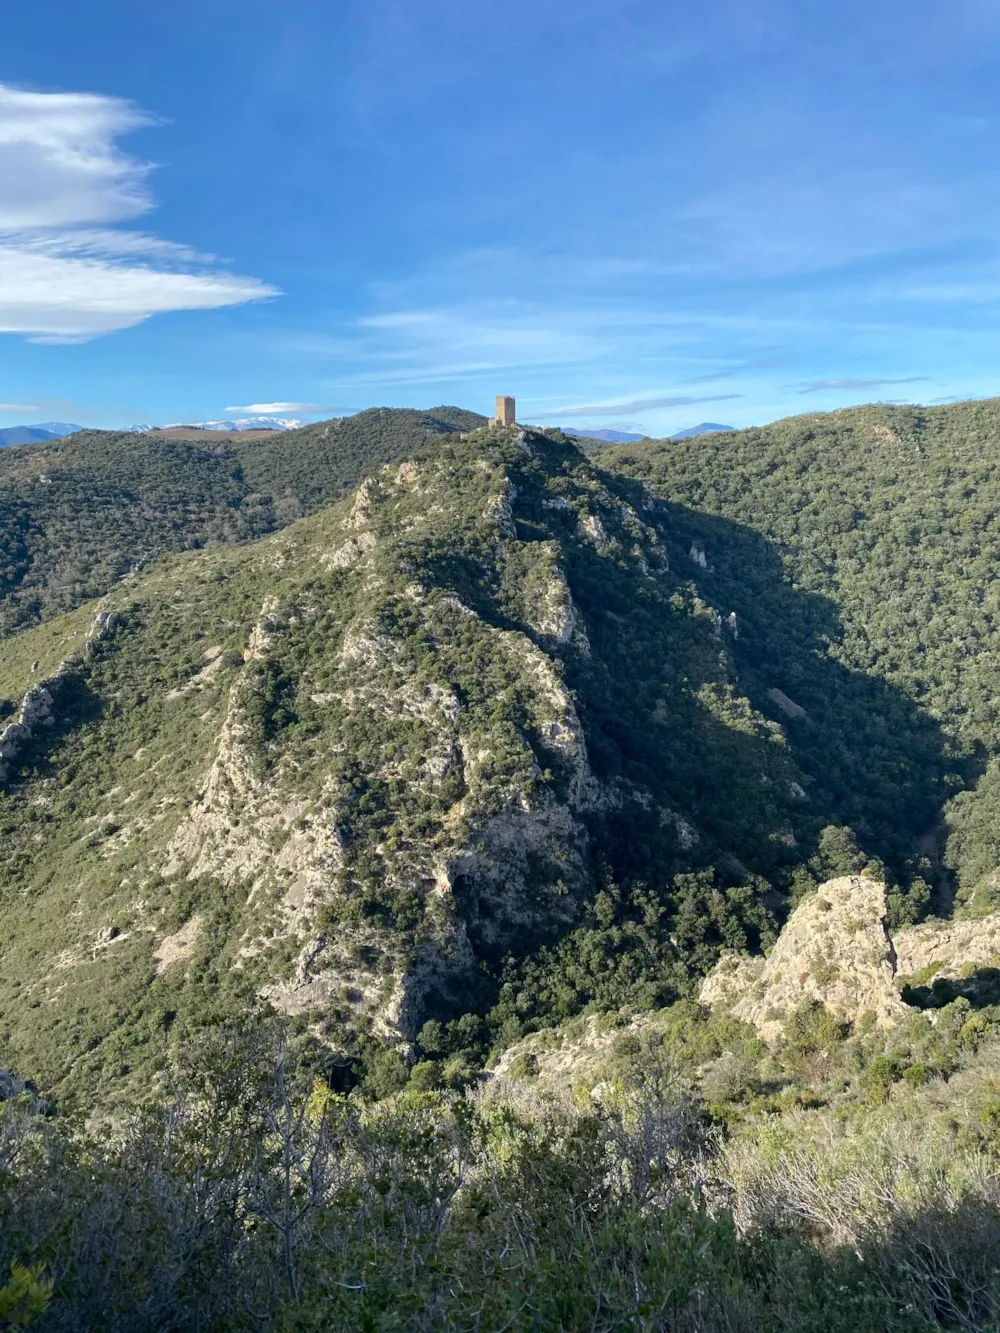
7;397;1000;1109
0;405;484;637
0;421;862;1101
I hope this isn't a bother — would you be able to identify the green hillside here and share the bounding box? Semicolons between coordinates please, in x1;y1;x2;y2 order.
602;398;1000;908
8;401;1000;1087
7;406;1000;1328
0;407;484;637
0;424;810;1101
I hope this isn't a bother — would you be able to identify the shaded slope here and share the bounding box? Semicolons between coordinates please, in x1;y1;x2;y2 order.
0;406;485;636
601;398;1000;904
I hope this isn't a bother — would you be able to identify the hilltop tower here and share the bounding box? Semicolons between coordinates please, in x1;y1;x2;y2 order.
493;395;515;427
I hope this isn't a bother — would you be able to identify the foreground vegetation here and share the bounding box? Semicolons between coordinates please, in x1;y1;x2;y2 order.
4;1014;1000;1332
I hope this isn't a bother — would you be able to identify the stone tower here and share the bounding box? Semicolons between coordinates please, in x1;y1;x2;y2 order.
493;395;515;427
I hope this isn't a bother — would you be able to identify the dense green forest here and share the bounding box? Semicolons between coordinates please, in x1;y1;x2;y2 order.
0;407;483;636
602;398;1000;910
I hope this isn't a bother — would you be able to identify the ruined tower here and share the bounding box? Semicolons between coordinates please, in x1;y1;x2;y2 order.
493;395;515;427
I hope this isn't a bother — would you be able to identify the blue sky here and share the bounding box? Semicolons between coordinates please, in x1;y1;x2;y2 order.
3;0;1000;436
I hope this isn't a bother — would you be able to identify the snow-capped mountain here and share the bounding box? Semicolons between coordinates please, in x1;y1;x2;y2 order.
178;416;307;431
125;417;308;433
32;421;84;436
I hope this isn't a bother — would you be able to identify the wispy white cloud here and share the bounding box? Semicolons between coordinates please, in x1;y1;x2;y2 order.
0;403;38;414
358;306;599;367
0;247;275;343
0;84;154;229
11;227;217;264
533;392;743;419
0;82;277;341
320;299;831;394
224;401;336;414
793;375;931;394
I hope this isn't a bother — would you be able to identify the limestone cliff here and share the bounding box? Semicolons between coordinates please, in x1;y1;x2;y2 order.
700;875;1000;1041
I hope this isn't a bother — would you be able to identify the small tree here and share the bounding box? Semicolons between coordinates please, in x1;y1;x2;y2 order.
0;1260;52;1329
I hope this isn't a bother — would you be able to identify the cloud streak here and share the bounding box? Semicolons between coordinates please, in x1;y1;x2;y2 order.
792;376;931;394
224;401;336;414
0;82;276;341
533;392;742;419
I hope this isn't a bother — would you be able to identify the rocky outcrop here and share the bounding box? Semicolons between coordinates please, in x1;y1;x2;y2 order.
701;875;1000;1042
701;876;904;1041
0;605;121;784
152;915;203;974
163;573;598;1043
895;915;1000;986
0;680;58;784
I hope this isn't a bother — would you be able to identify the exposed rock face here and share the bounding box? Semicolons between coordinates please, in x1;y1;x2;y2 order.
895;915;1000;985
152;915;203;974
0;604;121;783
0;681;57;782
701;876;904;1041
701;875;1000;1041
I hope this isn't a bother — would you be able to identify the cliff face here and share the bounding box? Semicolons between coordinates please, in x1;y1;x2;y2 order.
0;426;819;1099
700;876;904;1040
700;875;1000;1041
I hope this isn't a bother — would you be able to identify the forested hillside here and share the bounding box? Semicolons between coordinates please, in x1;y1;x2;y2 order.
602;398;1000;909
3;412;993;1105
0;424;810;1103
7;407;1000;1328
0;407;483;636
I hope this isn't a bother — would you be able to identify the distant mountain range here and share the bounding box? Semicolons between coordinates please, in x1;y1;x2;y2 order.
0;421;82;447
669;422;736;439
562;422;735;445
560;427;646;443
125;416;307;433
2;417;738;450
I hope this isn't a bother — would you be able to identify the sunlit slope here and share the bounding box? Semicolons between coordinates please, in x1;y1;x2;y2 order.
0;406;485;636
